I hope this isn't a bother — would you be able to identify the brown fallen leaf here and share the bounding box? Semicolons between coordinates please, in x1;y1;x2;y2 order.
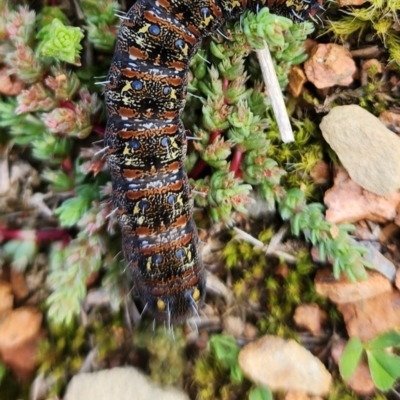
315;268;392;304
0;307;44;380
0;281;13;317
310;160;330;185
288;66;307;97
338;290;400;341
324;166;400;224
10;269;29;301
379;109;400;134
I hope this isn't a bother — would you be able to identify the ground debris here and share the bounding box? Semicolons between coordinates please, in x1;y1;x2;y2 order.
293;304;327;336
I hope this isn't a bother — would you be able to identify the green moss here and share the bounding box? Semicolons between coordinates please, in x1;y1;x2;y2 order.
193;335;251;400
133;325;187;386
328;0;400;66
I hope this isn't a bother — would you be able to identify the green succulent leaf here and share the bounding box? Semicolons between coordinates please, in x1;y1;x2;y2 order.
37;18;84;65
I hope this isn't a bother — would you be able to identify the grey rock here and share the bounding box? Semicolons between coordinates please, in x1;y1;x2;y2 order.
64;367;189;400
320;105;400;195
357;240;396;281
238;335;332;396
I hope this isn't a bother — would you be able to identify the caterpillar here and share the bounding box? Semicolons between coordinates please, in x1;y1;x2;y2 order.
105;0;320;323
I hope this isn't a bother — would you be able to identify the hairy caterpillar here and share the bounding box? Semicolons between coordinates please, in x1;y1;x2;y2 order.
105;0;320;323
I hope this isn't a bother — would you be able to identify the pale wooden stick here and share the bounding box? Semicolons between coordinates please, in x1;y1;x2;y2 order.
256;43;294;143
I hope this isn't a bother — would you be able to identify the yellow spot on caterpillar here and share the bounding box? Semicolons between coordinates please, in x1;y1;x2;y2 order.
146;257;152;271
203;15;213;26
193;287;200;301
123;143;130;155
230;0;241;8
176;192;183;206
138;24;149;34
170;137;179;150
157;298;166;310
121;81;131;93
181;43;188;56
170;89;177;100
133;202;141;214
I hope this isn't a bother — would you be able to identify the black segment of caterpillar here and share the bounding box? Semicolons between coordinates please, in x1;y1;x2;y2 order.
104;0;320;323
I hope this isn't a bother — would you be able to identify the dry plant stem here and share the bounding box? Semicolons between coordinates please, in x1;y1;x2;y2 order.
205;271;235;307
256;43;294;143
233;227;297;263
350;45;383;58
0;144;11;196
79;346;99;373
233;227;264;249
265;223;289;254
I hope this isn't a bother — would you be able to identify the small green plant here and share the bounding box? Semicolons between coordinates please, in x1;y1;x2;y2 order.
210;334;244;384
339;331;400;391
249;386;273;400
194;334;273;400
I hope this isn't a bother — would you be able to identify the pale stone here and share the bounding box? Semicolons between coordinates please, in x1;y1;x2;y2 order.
320;105;400;195
315;268;392;304
238;335;332;396
64;367;189;400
